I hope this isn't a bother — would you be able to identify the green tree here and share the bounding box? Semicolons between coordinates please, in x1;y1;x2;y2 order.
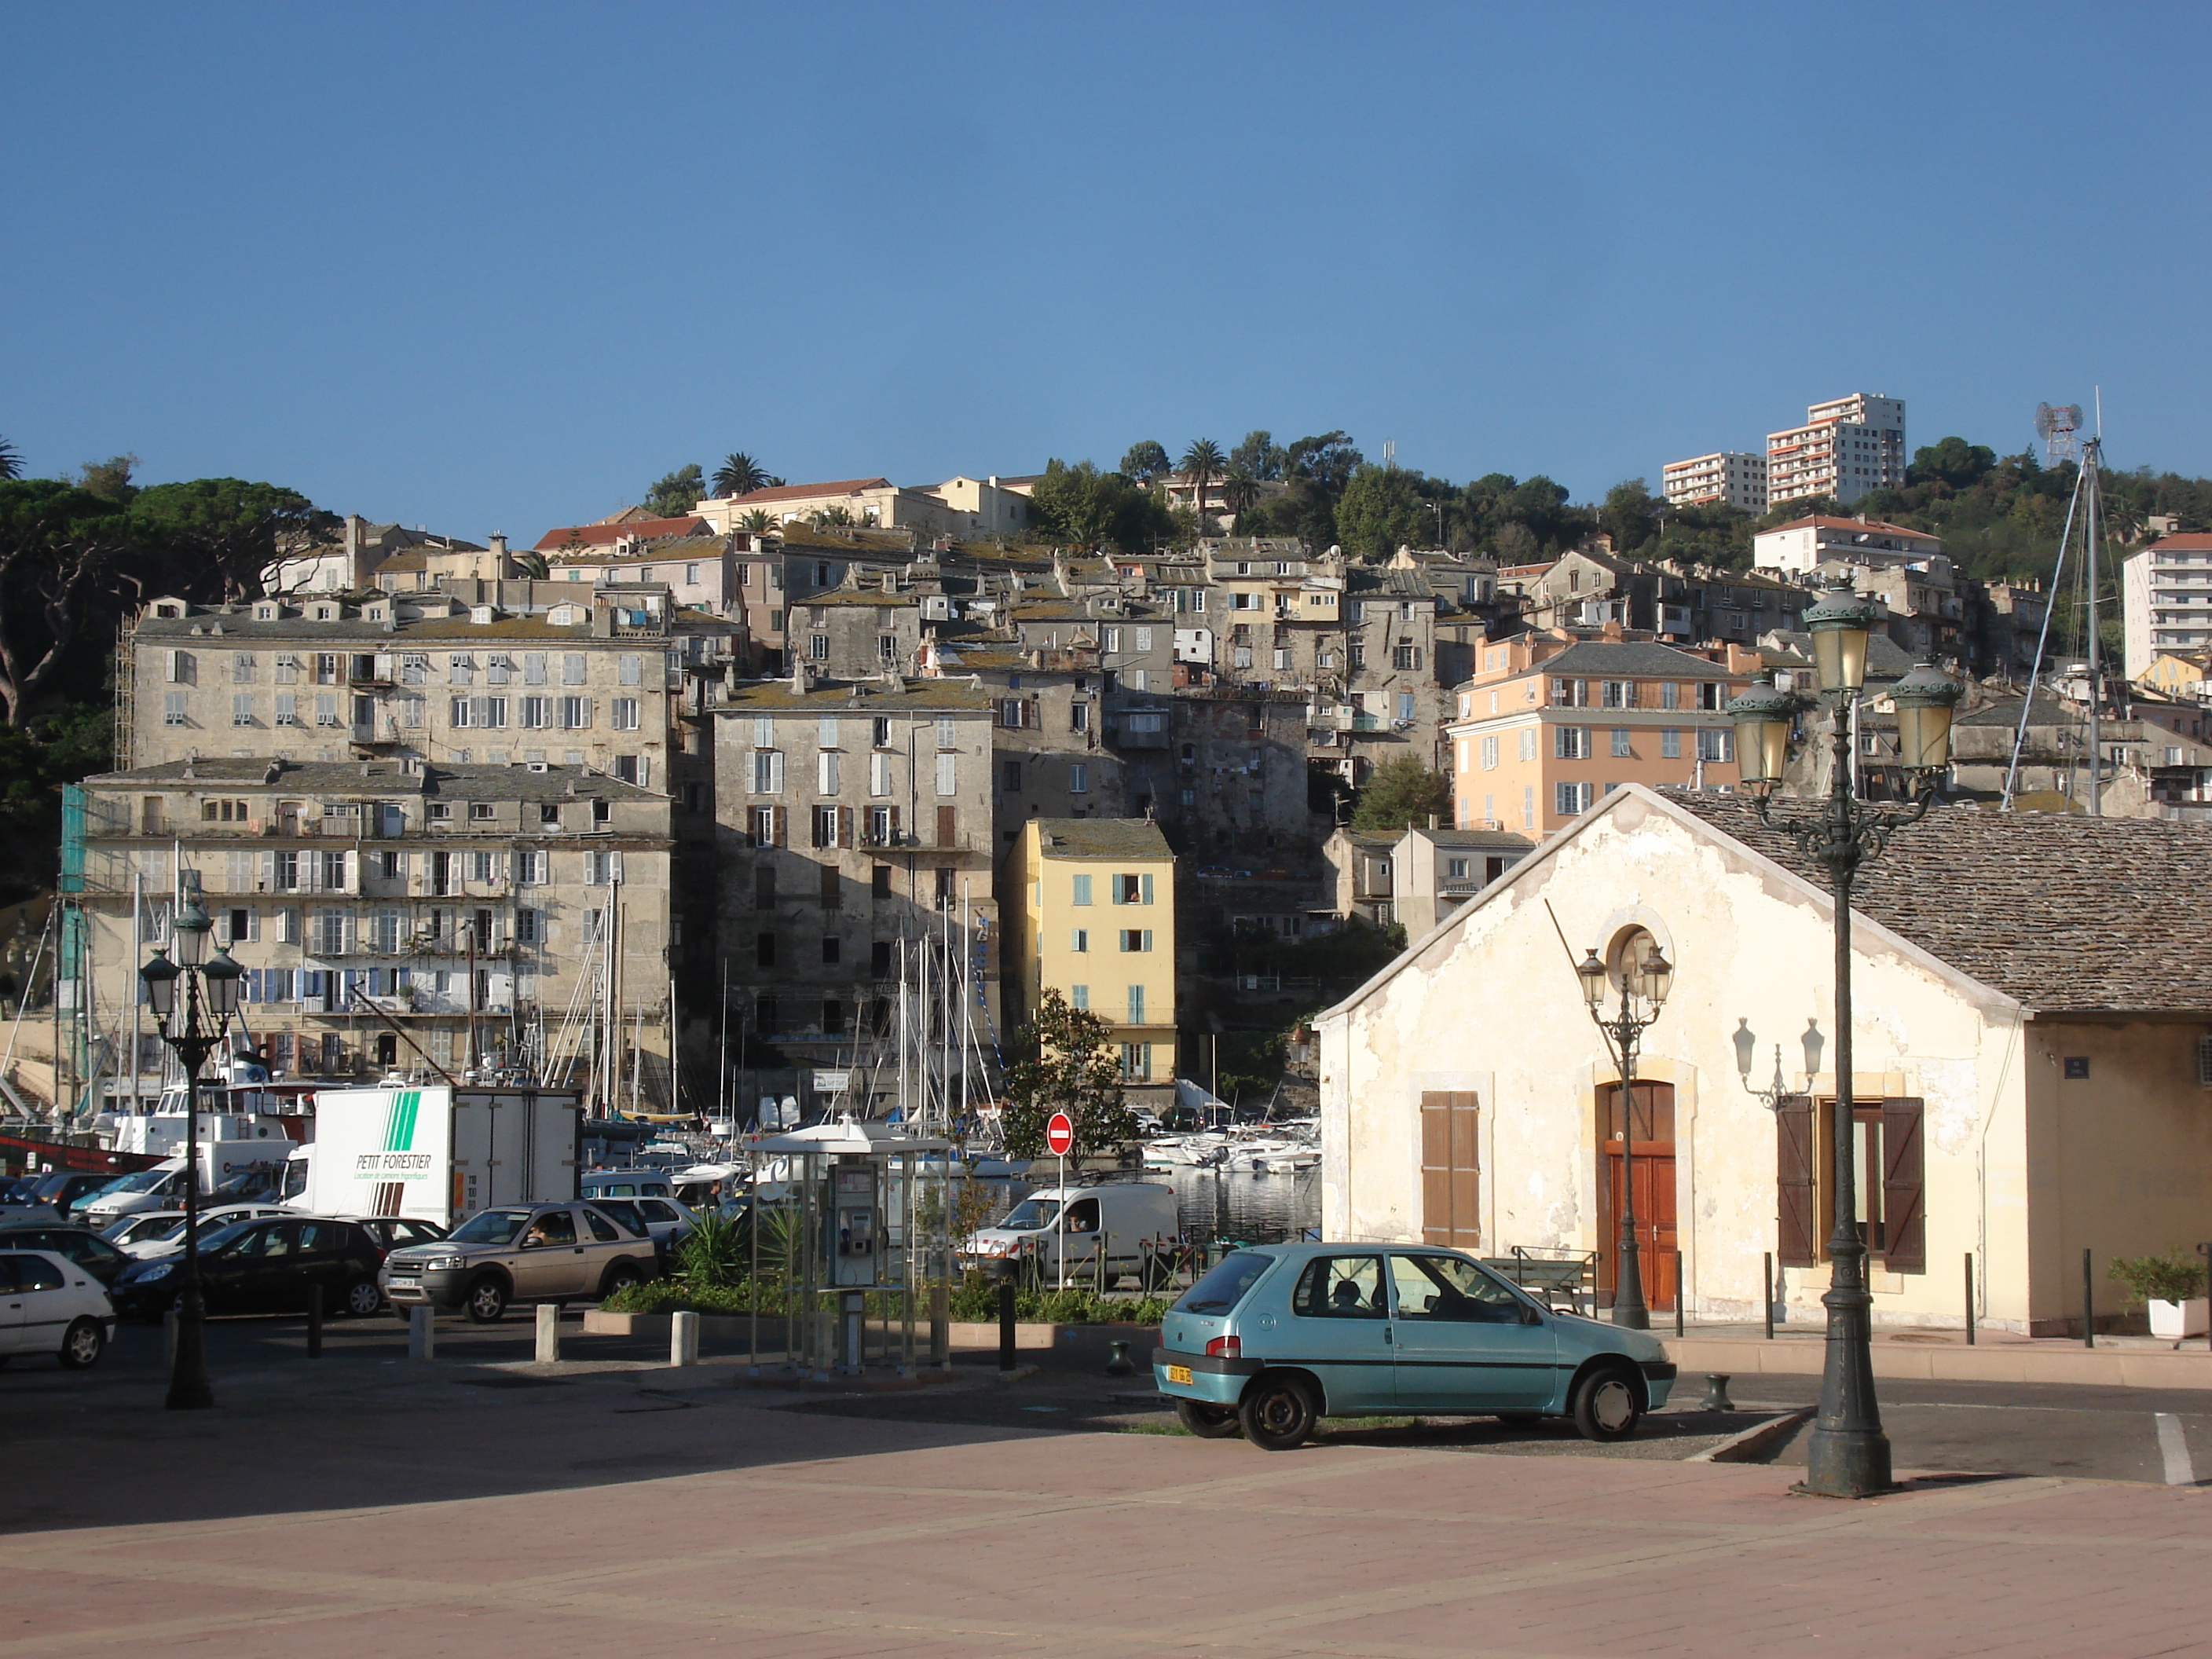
1334;463;1434;558
1029;458;1177;552
1179;439;1225;533
1230;429;1284;481
0;481;134;727
129;478;334;600
1349;753;1450;832
999;988;1136;1158
712;452;771;497
1600;478;1661;552
644;464;705;518
738;508;774;535
1221;464;1260;522
1119;440;1170;484
512;551;550;579
1908;437;1997;493
1284;431;1364;493
78;455;139;503
0;438;20;482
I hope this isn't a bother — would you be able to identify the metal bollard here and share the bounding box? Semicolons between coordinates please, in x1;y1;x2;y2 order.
1762;1253;1774;1340
2082;1247;2094;1349
1965;1253;1976;1346
408;1304;435;1361
163;1306;179;1368
1674;1249;1685;1339
306;1284;324;1360
1104;1338;1134;1377
536;1302;561;1364
998;1277;1016;1373
1701;1374;1735;1412
672;1309;701;1368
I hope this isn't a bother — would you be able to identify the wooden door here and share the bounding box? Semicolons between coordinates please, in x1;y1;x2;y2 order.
1596;1081;1677;1311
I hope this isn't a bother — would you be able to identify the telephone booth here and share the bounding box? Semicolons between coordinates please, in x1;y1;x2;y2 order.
743;1116;952;1378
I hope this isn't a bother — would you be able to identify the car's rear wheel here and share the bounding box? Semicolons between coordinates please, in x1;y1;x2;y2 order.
599;1262;645;1299
1570;1365;1643;1442
1174;1399;1240;1438
59;1317;105;1370
1238;1373;1317;1451
340;1277;382;1318
463;1275;508;1324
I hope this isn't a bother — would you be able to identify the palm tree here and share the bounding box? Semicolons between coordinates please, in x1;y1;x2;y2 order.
514;551;550;579
1180;439;1225;533
738;509;774;535
0;436;20;481
712;452;771;498
1221;465;1259;524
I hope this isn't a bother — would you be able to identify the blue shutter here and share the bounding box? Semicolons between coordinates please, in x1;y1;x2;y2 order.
1141;873;1154;905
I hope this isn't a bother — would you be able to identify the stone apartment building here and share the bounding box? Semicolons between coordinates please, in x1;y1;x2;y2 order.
73;756;672;1095
1162;683;1319;866
705;673;1001;1090
121;593;680;794
788;584;926;679
921;641;1126;856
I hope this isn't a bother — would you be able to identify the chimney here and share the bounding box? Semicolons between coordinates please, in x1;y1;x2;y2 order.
344;513;364;584
1428;813;1438;830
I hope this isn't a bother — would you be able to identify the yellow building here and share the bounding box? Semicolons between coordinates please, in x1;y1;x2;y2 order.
1002;819;1177;1090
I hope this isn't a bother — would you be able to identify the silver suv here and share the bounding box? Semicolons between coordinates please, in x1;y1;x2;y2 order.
379;1203;656;1324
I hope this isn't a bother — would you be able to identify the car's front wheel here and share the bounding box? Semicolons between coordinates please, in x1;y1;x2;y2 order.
1570;1365;1643;1442
1238;1373;1317;1451
599;1262;645;1299
339;1277;383;1318
59;1317;105;1370
1174;1399;1240;1438
463;1275;509;1324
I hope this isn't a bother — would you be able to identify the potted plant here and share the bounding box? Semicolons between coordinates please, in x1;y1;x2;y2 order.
2109;1251;2210;1339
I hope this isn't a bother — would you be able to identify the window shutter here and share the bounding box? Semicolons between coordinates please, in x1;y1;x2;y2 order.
259;851;274;890
1141;929;1152;952
342;851;359;894
1881;1097;1925;1273
1775;1094;1816;1267
772;806;787;848
1419;1091;1480;1248
1110;877;1124;906
1141;873;1154;905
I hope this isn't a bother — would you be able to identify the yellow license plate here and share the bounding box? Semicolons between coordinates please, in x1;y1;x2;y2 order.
1166;1364;1192;1384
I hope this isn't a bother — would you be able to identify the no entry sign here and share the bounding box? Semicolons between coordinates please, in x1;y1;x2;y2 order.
1045;1111;1075;1156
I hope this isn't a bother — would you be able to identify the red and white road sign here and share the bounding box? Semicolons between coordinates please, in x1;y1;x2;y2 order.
1045;1111;1075;1156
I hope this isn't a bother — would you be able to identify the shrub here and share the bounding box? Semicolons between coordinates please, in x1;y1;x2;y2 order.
2108;1251;2208;1309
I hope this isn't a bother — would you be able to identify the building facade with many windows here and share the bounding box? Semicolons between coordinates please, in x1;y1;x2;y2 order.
1766;393;1906;507
1661;451;1769;514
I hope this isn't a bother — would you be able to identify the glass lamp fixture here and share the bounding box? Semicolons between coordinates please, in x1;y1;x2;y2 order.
139;948;178;1019
1726;674;1799;793
1889;657;1962;774
1577;948;1609;1008
1802;577;1878;696
173;896;212;968
200;947;244;1017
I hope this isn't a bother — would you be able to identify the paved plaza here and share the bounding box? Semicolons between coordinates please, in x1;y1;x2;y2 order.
2;1337;2209;1659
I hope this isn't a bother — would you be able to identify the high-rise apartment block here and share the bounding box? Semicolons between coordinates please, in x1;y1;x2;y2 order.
1661;452;1768;514
2123;533;2212;681
1767;394;1906;507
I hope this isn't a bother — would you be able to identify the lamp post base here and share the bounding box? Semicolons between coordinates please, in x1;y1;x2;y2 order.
1610;1247;1650;1331
1794;1427;1895;1498
166;1307;214;1412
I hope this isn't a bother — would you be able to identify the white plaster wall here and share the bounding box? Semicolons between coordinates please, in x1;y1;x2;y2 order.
1320;789;2034;1329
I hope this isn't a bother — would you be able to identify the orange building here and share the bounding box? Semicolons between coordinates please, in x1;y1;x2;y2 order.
1445;635;1760;834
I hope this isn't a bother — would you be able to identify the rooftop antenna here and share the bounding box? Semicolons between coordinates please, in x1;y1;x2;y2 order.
2034;401;2082;467
1381;439;1397;471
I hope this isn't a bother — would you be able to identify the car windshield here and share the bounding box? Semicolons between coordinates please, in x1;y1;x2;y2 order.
449;1209;533;1245
1174;1251;1273;1315
995;1199;1060;1232
105;1169;173;1194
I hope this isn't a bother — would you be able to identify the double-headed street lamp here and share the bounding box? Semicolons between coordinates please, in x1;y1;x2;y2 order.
1727;576;1961;1498
1575;934;1674;1331
139;894;244;1412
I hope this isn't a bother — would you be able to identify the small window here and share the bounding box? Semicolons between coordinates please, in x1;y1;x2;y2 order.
1291;1254;1387;1319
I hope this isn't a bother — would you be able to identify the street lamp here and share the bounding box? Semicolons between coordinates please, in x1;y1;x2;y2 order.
1727;580;1961;1498
1575;936;1673;1330
140;895;244;1412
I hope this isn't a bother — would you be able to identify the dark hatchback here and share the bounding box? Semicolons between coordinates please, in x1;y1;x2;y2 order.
0;1222;132;1286
111;1216;390;1320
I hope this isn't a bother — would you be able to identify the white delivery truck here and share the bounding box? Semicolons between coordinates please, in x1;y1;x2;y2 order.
290;1086;582;1227
79;1139;298;1224
961;1181;1181;1284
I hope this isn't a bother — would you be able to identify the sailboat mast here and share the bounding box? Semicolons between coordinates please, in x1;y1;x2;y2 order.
2084;436;2104;816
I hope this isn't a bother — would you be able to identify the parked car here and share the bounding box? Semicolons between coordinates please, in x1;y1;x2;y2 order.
580;1170;675;1202
379;1202;657;1323
211;1166;286;1203
0;1178;62;1224
588;1196;698;1251
101;1210;189;1252
110;1216;390;1320
0;1222;132;1287
1151;1242;1676;1450
337;1216;449;1256
115;1204;294;1261
70;1163;192;1222
25;1171;128;1220
0;1248;114;1369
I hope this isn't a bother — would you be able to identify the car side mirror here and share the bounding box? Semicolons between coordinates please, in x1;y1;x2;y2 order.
1521;1304;1544;1325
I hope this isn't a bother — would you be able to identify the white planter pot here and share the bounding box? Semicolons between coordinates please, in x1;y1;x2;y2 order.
2147;1298;2210;1339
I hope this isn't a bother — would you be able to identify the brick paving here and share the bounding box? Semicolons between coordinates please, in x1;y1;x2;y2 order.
2;1377;2208;1659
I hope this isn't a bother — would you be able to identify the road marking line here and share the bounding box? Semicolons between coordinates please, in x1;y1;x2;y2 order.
2156;1413;2196;1486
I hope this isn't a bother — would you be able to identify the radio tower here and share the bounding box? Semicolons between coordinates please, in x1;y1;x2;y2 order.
2034;401;2083;467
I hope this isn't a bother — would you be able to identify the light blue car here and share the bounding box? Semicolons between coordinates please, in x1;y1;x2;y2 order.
1152;1241;1676;1450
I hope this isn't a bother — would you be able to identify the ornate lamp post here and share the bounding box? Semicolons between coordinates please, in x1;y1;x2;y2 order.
1727;579;1960;1498
1575;935;1675;1330
140;895;244;1412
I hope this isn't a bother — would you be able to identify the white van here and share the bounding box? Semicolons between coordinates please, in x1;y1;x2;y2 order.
961;1181;1180;1283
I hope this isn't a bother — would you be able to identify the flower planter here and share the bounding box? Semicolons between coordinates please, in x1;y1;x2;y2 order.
2147;1298;2210;1339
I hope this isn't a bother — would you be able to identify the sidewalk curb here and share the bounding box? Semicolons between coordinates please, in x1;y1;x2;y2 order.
1663;1336;2212;1391
1689;1406;1814;1463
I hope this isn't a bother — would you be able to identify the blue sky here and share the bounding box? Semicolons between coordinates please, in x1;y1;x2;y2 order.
5;2;2207;543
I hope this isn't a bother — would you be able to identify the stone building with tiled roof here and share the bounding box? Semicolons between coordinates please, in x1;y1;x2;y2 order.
1320;781;2212;1335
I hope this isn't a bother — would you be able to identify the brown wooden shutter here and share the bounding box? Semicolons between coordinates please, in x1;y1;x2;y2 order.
937;804;958;848
1881;1097;1925;1273
1775;1094;1816;1267
1419;1090;1480;1249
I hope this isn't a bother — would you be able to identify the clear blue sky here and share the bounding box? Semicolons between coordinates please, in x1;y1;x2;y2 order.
5;2;2207;544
